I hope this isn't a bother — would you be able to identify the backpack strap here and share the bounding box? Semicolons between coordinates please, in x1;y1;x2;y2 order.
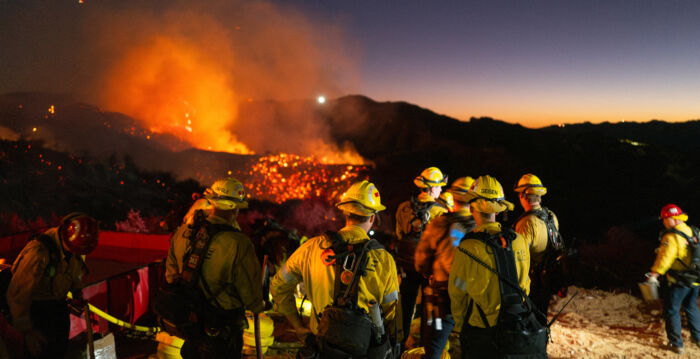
36;234;61;278
661;225;700;278
328;232;378;307
457;229;545;324
514;207;564;251
181;210;239;309
410;195;438;233
662;227;697;244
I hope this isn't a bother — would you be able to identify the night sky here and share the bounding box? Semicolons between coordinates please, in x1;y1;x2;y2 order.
2;0;700;127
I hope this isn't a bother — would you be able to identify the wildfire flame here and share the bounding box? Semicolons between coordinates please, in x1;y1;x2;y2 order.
101;35;368;165
101;36;251;154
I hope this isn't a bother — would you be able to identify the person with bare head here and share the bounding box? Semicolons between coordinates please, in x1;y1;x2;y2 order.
646;204;700;355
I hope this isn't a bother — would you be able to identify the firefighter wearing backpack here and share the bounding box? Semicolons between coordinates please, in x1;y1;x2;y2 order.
165;178;264;359
449;175;547;359
395;167;447;347
270;180;401;358
6;213;99;359
513;173;561;325
414;176;477;359
646;204;700;355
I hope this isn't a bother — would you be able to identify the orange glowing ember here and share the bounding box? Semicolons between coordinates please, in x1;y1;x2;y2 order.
238;153;368;204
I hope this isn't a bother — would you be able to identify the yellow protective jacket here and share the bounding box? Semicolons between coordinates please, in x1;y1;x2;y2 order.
270;225;401;339
165;214;264;313
514;205;559;266
395;192;447;240
414;208;475;282
651;222;697;286
449;222;531;332
7;228;86;332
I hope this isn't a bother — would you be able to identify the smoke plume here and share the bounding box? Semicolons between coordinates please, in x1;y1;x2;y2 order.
0;0;363;162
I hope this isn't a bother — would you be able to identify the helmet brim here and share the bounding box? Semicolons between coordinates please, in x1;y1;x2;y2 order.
336;201;384;216
514;184;547;196
525;187;547;196
471;198;514;213
205;194;248;209
414;177;447;188
450;189;477;203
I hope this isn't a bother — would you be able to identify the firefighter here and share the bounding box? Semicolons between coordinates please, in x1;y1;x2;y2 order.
449;175;533;358
513;173;560;324
395;167;448;346
6;212;99;359
646;204;700;354
414;177;477;359
270;180;401;357
165;178;264;359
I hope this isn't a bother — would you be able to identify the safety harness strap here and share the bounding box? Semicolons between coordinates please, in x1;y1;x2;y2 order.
181;209;240;309
458;229;546;325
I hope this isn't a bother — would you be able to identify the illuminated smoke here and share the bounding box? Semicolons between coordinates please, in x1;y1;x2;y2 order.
91;1;363;162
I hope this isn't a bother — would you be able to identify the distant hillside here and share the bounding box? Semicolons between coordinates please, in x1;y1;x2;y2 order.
3;92;699;240
0;138;201;234
3;92;699;288
542;120;700;153
311;96;695;242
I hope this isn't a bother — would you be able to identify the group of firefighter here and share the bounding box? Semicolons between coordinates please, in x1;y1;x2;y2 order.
3;168;700;358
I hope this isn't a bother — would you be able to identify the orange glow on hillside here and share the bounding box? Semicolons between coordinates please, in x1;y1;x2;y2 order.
238;153;368;203
101;36;251;154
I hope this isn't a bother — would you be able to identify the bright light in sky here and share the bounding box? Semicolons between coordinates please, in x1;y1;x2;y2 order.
317;96;326;104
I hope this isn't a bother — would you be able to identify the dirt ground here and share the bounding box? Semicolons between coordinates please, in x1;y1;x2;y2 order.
545;286;699;359
72;285;700;359
258;285;700;359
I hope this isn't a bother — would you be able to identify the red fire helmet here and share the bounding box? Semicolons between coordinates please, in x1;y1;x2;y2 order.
59;213;99;255
660;204;685;219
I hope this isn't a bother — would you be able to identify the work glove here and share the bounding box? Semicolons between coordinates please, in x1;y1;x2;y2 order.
646;273;660;287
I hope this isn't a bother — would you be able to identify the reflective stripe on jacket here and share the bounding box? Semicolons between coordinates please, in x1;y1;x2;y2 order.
165;214;264;313
514;205;559;265
449;222;531;332
7;228;86;332
270;225;400;338
652;222;695;285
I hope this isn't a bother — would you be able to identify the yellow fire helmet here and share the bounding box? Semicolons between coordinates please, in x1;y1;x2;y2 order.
204;177;248;210
336;180;386;216
449;176;476;203
513;173;548;196
470;175;514;213
437;191;455;212
414;167;448;188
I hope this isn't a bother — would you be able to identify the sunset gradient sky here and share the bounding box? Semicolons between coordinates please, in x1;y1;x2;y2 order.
283;0;700;127
2;0;700;128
